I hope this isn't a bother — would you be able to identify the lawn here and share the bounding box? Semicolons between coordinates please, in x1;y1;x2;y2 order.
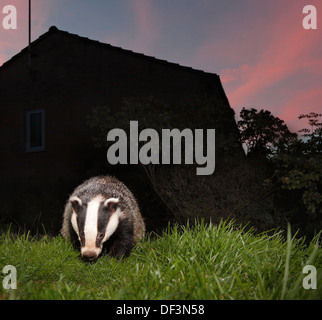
0;220;321;300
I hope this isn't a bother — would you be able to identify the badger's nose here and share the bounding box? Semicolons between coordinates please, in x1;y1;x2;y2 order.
82;251;98;261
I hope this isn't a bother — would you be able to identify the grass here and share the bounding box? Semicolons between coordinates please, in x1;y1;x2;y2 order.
0;220;321;300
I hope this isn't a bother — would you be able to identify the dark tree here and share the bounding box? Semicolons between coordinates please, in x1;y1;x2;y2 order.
237;108;297;157
272;112;322;217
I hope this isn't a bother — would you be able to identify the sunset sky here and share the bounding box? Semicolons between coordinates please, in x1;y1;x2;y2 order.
1;0;321;133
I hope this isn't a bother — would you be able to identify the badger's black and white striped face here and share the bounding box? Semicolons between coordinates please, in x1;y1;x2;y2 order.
69;195;121;260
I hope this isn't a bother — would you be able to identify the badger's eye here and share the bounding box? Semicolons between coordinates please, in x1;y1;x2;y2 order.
97;232;104;240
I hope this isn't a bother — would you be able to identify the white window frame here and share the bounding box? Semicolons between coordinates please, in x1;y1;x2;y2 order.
26;109;46;153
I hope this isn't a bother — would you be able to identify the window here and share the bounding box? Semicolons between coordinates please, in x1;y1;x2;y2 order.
26;109;45;152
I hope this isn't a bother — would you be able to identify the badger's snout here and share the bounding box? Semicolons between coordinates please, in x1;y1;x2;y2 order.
82;250;98;261
81;245;102;261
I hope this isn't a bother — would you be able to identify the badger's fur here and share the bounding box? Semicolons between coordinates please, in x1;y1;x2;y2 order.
61;175;145;260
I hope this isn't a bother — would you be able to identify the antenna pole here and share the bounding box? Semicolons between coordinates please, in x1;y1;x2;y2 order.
28;0;31;69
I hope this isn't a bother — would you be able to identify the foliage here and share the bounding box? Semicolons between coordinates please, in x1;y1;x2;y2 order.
1;220;321;300
236;108;322;235
144;159;278;231
298;112;322;154
271;113;322;220
237;107;297;157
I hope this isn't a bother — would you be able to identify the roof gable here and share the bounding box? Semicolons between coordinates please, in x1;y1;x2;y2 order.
1;25;215;77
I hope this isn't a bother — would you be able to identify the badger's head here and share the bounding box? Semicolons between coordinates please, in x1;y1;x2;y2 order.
69;195;121;261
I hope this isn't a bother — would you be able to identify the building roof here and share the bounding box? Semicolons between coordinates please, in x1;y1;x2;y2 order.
0;25;216;77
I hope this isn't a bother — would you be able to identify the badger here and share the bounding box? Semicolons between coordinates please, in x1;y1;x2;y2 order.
61;175;145;260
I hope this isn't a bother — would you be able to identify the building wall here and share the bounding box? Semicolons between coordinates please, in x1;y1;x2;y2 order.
0;28;240;232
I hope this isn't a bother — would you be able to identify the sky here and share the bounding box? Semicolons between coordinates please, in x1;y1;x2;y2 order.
1;0;321;133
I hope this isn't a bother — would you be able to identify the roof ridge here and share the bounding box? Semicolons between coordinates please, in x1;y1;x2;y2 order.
47;26;204;73
1;25;216;76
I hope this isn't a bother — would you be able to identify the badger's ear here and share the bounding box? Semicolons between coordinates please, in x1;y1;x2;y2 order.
69;196;82;211
104;197;119;212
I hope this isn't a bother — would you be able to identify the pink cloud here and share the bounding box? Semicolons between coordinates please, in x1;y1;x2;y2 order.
128;0;160;54
217;2;322;132
226;24;315;102
281;87;322;132
221;64;255;85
